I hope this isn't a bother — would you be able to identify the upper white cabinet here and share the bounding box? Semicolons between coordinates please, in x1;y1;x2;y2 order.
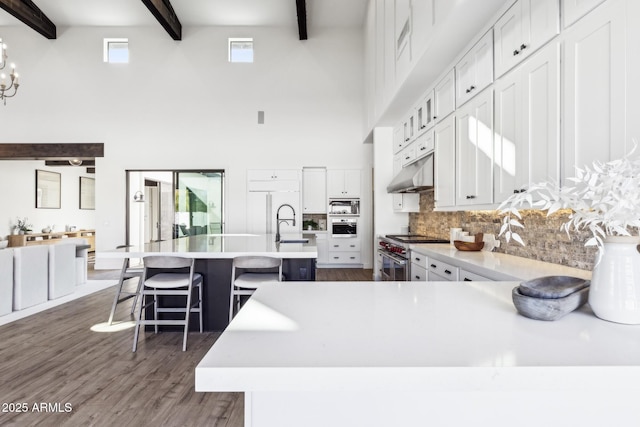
393;125;404;154
302;168;326;214
328;169;361;198
494;42;560;203
416;90;435;134
434;114;456;208
403;110;416;144
493;0;559;78
247;170;300;192
434;69;456;122
455;88;493;206
455;30;494;107
563;0;626;182
562;0;607;27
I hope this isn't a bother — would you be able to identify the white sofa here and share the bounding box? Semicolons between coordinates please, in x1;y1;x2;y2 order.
62;237;89;285
13;245;49;310
48;243;77;299
0;248;13;316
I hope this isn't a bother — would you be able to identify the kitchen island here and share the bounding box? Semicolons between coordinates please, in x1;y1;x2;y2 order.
196;281;640;427
98;234;316;331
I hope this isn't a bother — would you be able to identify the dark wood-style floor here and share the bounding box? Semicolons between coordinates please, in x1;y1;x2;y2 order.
0;267;372;426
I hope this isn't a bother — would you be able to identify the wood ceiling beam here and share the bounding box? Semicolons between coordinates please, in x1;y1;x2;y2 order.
141;0;182;40
0;143;104;160
296;0;308;40
0;0;56;39
45;160;96;167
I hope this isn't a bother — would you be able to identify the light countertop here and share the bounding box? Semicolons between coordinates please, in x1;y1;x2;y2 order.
195;281;640;393
411;243;591;281
97;234;317;259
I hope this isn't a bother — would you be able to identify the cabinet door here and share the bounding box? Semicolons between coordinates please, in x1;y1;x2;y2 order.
403;111;416;144
393;125;404;154
327;170;345;197
302;168;326;213
415;129;434;160
455;30;493;107
494;0;524;78
416;90;435;134
526;0;559;53
343;169;361;197
456;88;493;206
563;0;626;182
562;0;606;28
434;69;455;122
434;114;456;208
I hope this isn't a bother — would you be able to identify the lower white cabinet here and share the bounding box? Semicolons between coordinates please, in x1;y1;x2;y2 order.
459;269;493;282
427;258;459;281
411;252;428;281
327;238;361;265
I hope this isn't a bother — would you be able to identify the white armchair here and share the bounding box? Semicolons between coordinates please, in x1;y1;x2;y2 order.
48;243;76;299
13;245;49;310
0;248;12;316
61;238;89;285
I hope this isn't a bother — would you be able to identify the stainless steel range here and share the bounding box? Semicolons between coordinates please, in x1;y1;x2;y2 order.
378;235;448;281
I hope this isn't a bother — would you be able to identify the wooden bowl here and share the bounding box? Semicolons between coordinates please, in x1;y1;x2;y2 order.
453;240;484;251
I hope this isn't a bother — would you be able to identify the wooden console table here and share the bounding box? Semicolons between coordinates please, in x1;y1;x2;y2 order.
8;230;95;251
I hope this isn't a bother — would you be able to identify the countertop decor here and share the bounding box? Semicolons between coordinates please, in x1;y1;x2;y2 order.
512;276;590;321
498;147;640;324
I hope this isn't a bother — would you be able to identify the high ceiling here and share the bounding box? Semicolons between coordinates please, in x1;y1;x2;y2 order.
0;0;368;33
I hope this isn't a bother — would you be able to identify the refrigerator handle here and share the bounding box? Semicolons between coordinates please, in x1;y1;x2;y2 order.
266;192;272;235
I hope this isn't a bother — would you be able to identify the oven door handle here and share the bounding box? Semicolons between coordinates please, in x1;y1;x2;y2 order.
379;250;407;265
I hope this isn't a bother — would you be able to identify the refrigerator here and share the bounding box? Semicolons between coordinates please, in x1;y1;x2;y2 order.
247;186;301;236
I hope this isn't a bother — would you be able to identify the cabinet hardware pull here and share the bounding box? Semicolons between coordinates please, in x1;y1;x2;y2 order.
433;116;437;120
513;189;520;194
513;49;520;56
415;257;421;261
333;257;340;259
405;138;410;142
466;195;476;199
430;264;437;268
415;275;420;279
445;269;451;275
333;245;339;248
465;87;471;93
420;147;426;151
464;278;472;281
520;43;527;50
350;257;356;259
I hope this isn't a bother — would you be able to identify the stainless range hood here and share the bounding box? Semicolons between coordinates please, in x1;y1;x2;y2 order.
386;154;434;193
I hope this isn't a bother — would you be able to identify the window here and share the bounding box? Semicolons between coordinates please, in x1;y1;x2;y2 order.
103;38;129;63
228;38;254;63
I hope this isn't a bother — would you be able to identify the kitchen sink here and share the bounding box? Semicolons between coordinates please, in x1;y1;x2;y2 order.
278;239;309;244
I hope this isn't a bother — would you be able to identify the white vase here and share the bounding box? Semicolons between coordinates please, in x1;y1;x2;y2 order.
589;236;640;324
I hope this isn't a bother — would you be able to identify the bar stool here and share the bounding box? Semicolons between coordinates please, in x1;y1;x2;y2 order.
107;246;144;325
133;256;203;352
229;256;282;322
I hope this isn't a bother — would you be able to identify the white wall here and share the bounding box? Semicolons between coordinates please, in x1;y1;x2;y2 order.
0;161;95;234
0;25;369;268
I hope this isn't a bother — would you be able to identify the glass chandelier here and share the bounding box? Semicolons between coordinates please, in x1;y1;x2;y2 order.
0;38;20;105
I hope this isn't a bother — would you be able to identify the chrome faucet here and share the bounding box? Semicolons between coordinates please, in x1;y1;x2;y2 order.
276;203;296;243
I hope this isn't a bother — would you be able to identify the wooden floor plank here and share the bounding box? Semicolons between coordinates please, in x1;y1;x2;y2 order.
0;266;373;426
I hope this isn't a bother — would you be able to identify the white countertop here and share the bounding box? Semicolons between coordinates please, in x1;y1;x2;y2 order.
195;281;640;393
411;243;591;281
97;234;317;259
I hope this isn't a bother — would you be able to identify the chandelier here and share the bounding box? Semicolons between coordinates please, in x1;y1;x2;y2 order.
0;38;20;105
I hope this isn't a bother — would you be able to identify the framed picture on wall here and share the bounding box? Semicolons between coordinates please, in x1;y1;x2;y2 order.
35;169;61;209
79;177;95;210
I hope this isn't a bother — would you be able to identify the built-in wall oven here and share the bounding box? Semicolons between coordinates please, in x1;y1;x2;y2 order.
331;217;357;238
378;235;449;281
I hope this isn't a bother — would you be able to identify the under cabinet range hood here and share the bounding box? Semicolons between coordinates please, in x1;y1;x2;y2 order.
386;154;434;193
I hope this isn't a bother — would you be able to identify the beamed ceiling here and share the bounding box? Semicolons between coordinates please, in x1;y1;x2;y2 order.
0;0;367;41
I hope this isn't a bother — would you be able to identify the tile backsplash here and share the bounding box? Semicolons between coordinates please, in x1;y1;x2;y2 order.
409;192;596;271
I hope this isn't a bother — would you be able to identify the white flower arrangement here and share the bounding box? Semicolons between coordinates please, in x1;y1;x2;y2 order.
498;147;640;248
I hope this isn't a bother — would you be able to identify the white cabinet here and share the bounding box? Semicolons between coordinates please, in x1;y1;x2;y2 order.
563;0;626;182
493;0;559;78
455;30;493;107
427;258;459;281
434;114;456;208
411;251;428;281
316;233;329;264
459;269;492;282
494;42;560;203
455;88;493;206
434;69;456;122
327;169;361;198
393;125;404;154
302;168;326;214
400;142;417;167
415;129;435;161
416;90;436;134
562;0;606;28
403;110;417;145
247;170;300;192
327;238;361;265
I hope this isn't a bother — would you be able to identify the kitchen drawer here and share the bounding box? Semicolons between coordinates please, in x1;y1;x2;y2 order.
415;129;434;160
328;252;361;264
428;270;451;281
428;258;459;281
411;252;428;269
411;264;427;281
459;269;492;282
329;239;360;252
400;143;417;167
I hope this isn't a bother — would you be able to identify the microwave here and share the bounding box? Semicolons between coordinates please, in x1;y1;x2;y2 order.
328;199;360;215
331;217;357;238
